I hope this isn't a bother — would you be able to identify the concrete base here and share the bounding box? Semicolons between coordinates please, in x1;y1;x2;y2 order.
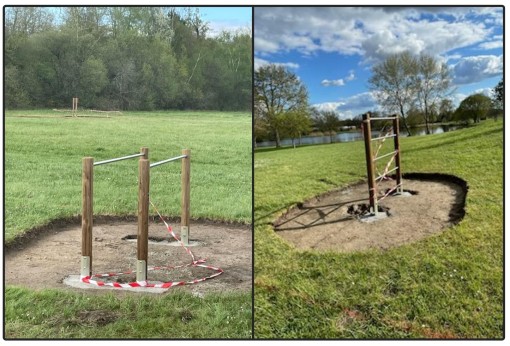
393;191;413;197
360;212;389;223
63;275;170;294
169;240;201;247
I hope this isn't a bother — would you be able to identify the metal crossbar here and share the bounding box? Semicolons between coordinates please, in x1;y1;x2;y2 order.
373;150;398;162
368;117;398;121
150;154;187;168
376;166;399;181
371;134;397;141
94;153;145;166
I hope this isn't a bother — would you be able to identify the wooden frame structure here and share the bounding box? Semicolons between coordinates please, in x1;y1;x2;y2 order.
362;112;403;216
81;147;191;282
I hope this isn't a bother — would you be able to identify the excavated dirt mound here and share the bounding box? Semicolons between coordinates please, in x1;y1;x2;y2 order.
274;173;467;253
5;217;251;295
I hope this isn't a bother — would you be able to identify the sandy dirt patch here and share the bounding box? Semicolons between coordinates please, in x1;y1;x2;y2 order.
273;173;467;253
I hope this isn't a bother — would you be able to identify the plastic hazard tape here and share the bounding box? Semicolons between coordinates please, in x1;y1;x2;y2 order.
80;200;223;288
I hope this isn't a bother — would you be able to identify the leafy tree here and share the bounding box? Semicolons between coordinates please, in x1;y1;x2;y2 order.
254;64;309;147
455;93;492;123
369;51;418;136
439;98;454;122
281;111;312;148
312;109;342;143
492;79;503;120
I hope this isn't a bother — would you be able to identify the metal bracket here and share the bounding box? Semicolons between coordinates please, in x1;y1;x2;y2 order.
181;226;189;246
81;256;91;277
136;260;147;282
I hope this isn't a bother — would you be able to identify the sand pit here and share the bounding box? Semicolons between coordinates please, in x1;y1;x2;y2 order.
5;217;252;295
273;173;467;253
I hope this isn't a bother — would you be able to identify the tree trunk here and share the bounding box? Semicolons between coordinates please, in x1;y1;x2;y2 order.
292;138;295;148
399;105;412;136
275;129;281;148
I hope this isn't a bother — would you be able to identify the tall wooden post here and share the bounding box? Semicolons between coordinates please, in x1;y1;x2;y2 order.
141;146;149;160
362;113;377;215
393;116;403;194
81;157;93;277
181;149;191;245
137;158;150;282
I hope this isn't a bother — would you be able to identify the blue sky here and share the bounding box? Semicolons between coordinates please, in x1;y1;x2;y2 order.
192;7;252;36
254;6;503;119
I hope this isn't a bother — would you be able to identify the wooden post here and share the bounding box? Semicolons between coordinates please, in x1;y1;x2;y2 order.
362;113;377;215
81;157;93;277
181;149;191;245
393;115;403;194
137;158;150;282
141;147;149;160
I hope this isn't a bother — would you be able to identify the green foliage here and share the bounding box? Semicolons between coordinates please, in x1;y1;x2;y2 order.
492;79;503;111
254;64;309;147
254;121;503;338
4;7;252;111
312;109;342;143
455;93;492;123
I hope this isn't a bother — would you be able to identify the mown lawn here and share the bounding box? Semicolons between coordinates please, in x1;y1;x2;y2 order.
4;109;252;339
254;120;503;339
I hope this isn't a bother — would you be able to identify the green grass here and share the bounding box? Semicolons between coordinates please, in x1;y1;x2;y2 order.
4;109;252;242
254;120;503;339
4;109;252;339
5;286;251;339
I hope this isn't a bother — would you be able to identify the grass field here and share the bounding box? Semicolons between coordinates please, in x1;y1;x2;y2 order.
254;120;503;339
4;109;252;339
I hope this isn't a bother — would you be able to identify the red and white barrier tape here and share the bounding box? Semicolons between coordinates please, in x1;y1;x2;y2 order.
80;200;223;289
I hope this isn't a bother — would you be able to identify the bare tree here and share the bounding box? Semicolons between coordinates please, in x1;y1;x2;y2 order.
415;54;452;134
369;51;418;136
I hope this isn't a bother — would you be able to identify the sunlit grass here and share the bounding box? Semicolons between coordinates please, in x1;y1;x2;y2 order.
254;120;503;339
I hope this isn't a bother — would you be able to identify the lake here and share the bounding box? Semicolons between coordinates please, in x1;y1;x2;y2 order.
255;124;466;148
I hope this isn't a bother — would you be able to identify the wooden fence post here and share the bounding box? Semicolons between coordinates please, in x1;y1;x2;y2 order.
81;157;93;277
362;113;377;215
137;158;150;282
393;116;403;194
181;149;191;245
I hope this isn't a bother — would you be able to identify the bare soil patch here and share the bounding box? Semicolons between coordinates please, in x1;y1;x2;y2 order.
274;173;467;253
5;217;251;295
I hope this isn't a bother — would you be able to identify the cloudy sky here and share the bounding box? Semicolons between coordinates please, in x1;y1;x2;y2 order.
254;6;503;119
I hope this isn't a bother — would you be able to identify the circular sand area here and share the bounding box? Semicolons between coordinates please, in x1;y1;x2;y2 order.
5;217;251;295
273;173;467;253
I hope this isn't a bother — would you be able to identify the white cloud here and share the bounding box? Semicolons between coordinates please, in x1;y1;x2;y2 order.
312;92;379;119
254;57;299;70
255;7;498;63
321;71;355;87
321;79;345;87
478;41;503;50
452;55;502;85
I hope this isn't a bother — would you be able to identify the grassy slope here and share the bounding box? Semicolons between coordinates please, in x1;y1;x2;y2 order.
4;110;252;339
254;120;503;339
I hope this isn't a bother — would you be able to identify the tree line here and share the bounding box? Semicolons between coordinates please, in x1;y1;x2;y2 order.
255;52;503;147
5;7;252;111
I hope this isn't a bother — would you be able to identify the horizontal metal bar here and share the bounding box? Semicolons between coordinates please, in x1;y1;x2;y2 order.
94;153;144;166
368;117;398;121
376;167;399;181
371;134;396;141
373;150;398;162
150;154;187;168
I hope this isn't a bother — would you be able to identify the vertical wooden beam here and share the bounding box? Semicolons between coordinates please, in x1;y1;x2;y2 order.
393;115;403;194
140;147;149;160
137;158;150;282
181;149;191;245
362;113;377;215
81;157;93;277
